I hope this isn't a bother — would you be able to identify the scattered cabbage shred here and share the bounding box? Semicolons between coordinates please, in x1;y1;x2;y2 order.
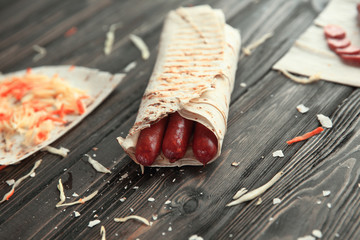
85;154;111;174
32;45;47;62
104;23;122;55
6;179;15;186
42;146;69;157
227;171;284;207
255;197;262;205
100;226;106;240
129;34;150;60
232;187;248;200
56;179;66;207
0;159;42;203
114;215;150;226
56;190;98;207
123;61;137;73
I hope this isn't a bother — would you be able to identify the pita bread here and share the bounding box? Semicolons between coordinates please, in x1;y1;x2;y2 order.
117;5;241;167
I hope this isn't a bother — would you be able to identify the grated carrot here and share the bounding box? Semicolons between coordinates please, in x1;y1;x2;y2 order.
6;189;15;201
76;96;89;115
0;159;42;204
0;72;89;146
69;65;75;71
64;27;77;37
37;131;48;142
51;104;65;119
287;127;324;145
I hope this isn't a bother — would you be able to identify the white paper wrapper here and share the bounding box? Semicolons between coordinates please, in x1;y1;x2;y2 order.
117;5;241;167
0;66;125;165
273;0;360;87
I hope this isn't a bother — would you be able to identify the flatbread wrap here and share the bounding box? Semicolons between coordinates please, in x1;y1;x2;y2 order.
117;5;241;167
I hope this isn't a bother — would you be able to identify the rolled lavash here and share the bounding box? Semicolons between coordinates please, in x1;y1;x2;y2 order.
117;5;241;167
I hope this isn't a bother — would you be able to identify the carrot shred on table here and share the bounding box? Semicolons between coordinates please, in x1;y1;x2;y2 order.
6;189;15;201
55;190;98;207
0;160;42;204
64;27;77;37
287;127;324;145
0;165;7;171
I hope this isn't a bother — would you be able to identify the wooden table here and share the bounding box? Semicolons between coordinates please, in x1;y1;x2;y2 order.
1;0;360;239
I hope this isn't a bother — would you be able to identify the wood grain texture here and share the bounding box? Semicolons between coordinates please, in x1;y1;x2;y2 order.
1;0;359;239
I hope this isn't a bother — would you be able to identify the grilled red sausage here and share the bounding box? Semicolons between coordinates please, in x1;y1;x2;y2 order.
324;25;346;39
135;117;168;166
192;123;218;165
162;112;194;162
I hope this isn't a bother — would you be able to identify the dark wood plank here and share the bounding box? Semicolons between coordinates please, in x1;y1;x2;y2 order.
1;0;360;239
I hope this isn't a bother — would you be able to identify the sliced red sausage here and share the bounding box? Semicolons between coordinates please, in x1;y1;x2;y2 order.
324;25;346;39
135;117;168;166
340;54;360;65
162;112;194;162
327;38;351;50
192;123;218;165
335;45;360;55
